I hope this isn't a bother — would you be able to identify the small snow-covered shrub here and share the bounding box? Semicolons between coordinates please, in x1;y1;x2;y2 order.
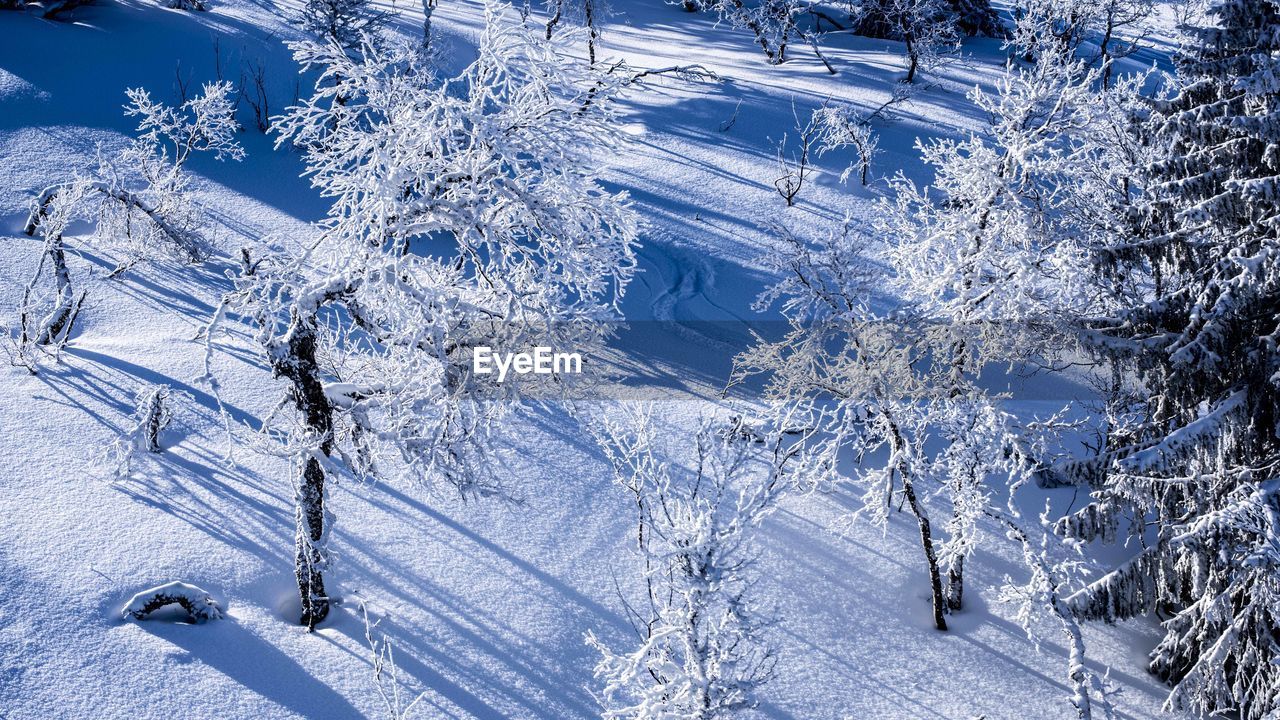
100;384;191;480
25;80;243;267
121;582;223;623
162;0;207;10
359;602;426;720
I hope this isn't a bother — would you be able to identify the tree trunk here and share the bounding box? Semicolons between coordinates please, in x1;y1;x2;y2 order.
886;416;948;631
421;0;436;48
273;318;335;630
1099;18;1114;89
902;475;949;631
945;555;964;611
584;0;597;64
545;0;563;39
904;43;919;83
40;236;76;344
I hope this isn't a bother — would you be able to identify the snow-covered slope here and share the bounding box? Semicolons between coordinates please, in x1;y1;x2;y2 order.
1;1;1181;718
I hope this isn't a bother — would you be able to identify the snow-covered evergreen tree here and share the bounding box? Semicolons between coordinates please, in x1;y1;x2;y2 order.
1056;2;1280;717
206;10;637;629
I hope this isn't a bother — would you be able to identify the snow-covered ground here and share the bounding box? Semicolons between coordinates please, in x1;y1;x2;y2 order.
0;1;1185;717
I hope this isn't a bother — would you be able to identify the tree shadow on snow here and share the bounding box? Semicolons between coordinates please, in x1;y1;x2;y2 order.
135;617;365;719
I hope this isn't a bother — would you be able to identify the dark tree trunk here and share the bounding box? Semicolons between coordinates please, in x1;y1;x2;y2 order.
585;0;597;64
422;0;436;49
902;475;949;630
545;0;563;39
904;40;919;83
273;318;335;630
887;417;948;631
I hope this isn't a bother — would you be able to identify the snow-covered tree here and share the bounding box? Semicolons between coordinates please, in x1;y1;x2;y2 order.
17;82;242;354
869;13;1188;621
1010;0;1154;82
811;90;909;186
852;0;961;82
731;217;1115;718
1091;0;1155;87
206;11;638;629
544;0;601;63
16;182;89;353
877;36;1100;331
100;384;191;480
301;0;391;53
587;411;800;719
1055;2;1280;717
851;0;1002;43
686;0;805;64
731;217;960;629
994;503;1118;720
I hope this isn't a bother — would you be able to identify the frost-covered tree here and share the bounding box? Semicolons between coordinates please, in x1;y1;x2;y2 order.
206;11;637;629
812;102;881;186
1091;0;1154;87
17;82;241;353
732;216;1115;716
100;384;192;480
994;503;1118;720
301;0;392;53
685;0;804;64
877;36;1100;330
544;0;601;63
1010;0;1154;83
851;0;1002;42
1054;2;1280;717
17;183;88;353
586;411;799;719
853;0;961;82
731;218;957;630
871;13;1184;618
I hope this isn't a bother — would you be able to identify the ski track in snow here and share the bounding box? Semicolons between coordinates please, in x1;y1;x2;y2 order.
0;1;1187;718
